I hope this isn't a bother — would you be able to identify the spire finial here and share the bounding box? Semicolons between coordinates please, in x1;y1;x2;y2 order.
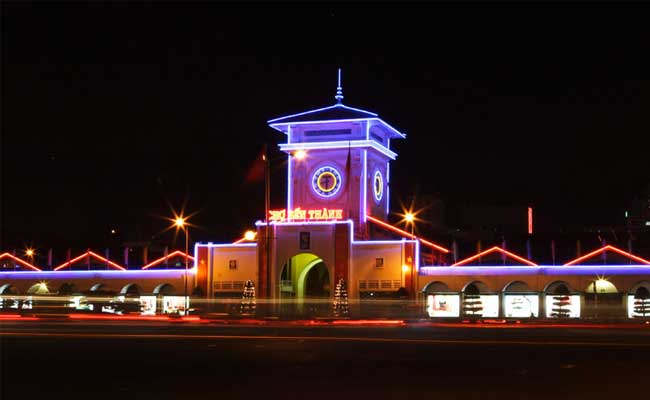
335;68;343;104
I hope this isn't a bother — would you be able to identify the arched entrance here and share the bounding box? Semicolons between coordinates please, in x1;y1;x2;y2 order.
279;253;330;315
584;279;621;319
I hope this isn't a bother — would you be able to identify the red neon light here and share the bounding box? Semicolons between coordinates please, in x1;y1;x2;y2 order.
141;250;195;270
0;253;42;271
232;237;246;244
54;251;126;271
331;319;405;326
452;246;538;266
365;215;449;253
564;245;650;266
528;207;533;235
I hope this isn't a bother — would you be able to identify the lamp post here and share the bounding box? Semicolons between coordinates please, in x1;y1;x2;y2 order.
25;248;35;265
404;212;415;235
175;217;189;315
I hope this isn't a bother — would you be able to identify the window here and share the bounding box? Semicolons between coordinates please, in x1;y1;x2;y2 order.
299;232;310;250
375;258;384;269
228;260;237;270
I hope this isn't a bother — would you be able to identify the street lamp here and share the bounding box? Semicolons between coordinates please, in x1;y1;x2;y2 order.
293;149;307;160
174;216;190;315
404;212;415;235
25;248;35;265
244;230;257;241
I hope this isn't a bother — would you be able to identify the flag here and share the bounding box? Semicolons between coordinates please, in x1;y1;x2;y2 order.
47;248;53;267
105;248;110;269
526;239;532;261
124;246;129;267
244;146;267;184
143;246;148;265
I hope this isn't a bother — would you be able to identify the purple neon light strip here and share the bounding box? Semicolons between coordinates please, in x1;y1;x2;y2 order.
419;265;650;276
0;269;193;279
270;117;405;139
267;104;378;124
362;150;367;222
386;161;390;215
279;140;397;160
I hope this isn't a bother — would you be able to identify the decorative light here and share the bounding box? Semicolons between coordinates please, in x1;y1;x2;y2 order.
25;249;35;257
404;213;415;223
244;230;257;241
402;265;410;272
174;217;186;228
293;150;307;160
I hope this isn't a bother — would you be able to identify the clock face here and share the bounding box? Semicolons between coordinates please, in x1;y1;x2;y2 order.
373;170;383;202
312;166;342;198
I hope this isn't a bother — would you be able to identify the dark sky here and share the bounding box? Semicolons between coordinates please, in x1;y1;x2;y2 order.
2;3;650;254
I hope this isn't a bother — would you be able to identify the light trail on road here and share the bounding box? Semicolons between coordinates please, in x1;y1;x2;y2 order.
3;331;650;347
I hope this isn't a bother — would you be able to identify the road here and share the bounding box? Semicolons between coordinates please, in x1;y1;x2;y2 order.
2;319;650;399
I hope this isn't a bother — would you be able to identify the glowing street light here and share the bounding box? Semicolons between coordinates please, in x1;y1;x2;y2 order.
25;249;35;257
403;212;416;235
170;213;190;314
293;150;307;160
244;230;257;241
174;217;186;228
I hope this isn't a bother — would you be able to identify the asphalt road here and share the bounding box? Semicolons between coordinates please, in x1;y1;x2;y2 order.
2;320;650;400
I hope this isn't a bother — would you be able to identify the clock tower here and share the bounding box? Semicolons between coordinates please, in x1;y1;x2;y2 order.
268;70;405;239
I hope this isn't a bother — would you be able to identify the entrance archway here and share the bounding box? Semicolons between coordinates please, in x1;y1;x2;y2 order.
280;253;330;315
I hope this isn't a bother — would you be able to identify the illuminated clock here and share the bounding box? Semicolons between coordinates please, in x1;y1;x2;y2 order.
311;166;342;198
373;170;383;202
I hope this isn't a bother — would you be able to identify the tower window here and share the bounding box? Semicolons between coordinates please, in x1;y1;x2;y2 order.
375;258;384;269
304;129;351;137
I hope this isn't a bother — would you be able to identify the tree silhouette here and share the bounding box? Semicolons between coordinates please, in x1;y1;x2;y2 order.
332;279;349;317
240;280;256;315
633;287;650;317
551;284;572;318
463;284;483;318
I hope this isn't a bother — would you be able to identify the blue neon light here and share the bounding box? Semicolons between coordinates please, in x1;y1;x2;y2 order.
287;155;293;212
0;269;193;279
419;265;650;276
279;140;397;160
269;116;405;139
385;161;390;214
267;104;378;124
362;150;367;222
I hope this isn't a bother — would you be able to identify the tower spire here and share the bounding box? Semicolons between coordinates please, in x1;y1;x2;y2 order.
335;68;344;104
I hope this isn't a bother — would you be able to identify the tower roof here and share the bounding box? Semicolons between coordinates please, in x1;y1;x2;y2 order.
268;103;378;124
267;70;405;139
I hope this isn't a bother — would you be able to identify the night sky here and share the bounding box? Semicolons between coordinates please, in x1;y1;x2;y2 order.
2;3;650;258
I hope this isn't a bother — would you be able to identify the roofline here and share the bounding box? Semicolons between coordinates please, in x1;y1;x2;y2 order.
279;140;398;160
452;246;538;267
270;117;406;139
267;103;378;124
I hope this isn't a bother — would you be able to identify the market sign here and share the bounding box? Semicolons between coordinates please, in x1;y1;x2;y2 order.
269;207;344;222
